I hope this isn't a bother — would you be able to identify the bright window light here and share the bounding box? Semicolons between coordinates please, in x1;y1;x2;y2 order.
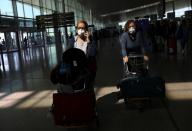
0;90;57;109
165;7;192;18
118;21;126;28
0;93;7;98
16;90;55;109
166;82;192;100
0;91;34;109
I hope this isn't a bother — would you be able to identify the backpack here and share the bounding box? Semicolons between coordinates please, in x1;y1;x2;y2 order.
50;48;88;85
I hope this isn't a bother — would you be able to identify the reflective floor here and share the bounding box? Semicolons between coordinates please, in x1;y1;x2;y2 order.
0;37;192;131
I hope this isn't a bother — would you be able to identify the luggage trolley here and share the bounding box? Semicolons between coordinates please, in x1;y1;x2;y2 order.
123;54;148;76
117;54;151;110
50;48;99;128
117;54;165;111
51;70;99;128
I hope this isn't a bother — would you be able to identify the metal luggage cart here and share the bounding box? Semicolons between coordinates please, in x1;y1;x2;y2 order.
124;54;148;76
51;73;99;128
118;54;151;111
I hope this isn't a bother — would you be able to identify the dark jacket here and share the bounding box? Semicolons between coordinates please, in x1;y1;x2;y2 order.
120;31;145;57
71;36;97;58
72;36;98;73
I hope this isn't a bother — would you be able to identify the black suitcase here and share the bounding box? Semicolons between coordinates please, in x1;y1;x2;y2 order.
118;74;165;98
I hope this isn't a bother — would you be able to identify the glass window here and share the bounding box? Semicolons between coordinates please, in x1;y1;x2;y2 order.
76;2;81;10
42;0;46;9
46;0;52;10
58;1;63;12
65;5;69;12
68;0;72;6
78;10;82;18
43;8;47;15
32;0;40;6
0;0;13;16
33;6;40;18
47;9;53;14
69;6;75;12
51;0;56;11
23;0;31;4
19;21;24;27
82;6;85;13
64;0;68;5
47;28;54;33
76;17;81;22
26;20;33;27
71;0;75;7
68;6;71;12
17;1;24;17
24;3;33;18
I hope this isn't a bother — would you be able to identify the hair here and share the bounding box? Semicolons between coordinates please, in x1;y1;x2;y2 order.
124;20;136;32
77;20;89;31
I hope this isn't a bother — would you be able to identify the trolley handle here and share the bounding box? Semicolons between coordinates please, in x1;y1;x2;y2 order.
124;54;149;75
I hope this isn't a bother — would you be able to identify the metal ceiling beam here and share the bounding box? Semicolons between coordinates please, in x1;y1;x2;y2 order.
100;0;174;17
101;2;160;17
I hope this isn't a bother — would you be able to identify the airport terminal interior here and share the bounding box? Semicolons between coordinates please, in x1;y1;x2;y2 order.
0;0;192;131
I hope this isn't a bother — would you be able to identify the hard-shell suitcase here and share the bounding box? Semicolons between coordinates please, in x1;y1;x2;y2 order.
118;75;165;98
52;91;97;127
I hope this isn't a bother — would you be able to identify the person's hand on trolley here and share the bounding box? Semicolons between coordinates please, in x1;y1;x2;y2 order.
123;56;129;63
144;55;149;62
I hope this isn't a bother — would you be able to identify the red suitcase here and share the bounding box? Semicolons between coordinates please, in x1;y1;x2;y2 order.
52;91;97;127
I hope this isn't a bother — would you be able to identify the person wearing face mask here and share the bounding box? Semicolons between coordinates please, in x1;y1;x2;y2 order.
120;20;149;75
74;21;90;54
73;20;97;89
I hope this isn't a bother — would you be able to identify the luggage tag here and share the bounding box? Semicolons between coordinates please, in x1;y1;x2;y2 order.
73;60;77;67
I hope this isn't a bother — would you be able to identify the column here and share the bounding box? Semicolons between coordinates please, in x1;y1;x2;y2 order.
12;0;21;52
39;0;44;15
191;0;192;9
172;1;175;13
63;0;68;48
90;9;93;25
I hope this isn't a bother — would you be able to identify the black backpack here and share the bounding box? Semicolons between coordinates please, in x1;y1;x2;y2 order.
50;48;88;85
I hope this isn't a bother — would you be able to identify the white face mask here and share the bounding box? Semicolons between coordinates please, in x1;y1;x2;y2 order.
129;27;135;34
77;29;85;35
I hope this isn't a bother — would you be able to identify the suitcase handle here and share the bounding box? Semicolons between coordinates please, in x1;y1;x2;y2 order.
71;73;89;93
57;70;90;93
72;82;86;93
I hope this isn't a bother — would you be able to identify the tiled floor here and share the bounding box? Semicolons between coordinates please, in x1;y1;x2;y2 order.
0;37;192;131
